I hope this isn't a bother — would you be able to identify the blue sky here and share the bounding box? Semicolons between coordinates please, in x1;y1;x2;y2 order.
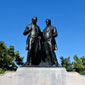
0;0;85;63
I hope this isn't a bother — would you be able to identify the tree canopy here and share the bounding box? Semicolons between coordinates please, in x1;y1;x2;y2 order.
60;55;85;75
0;41;24;71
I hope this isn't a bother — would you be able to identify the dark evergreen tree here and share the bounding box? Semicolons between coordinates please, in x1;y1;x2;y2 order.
0;41;24;71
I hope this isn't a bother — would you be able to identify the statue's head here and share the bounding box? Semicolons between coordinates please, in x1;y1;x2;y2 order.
32;17;37;24
46;19;51;26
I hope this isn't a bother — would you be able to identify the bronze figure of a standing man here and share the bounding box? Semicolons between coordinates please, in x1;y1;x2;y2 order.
23;17;41;65
43;19;58;66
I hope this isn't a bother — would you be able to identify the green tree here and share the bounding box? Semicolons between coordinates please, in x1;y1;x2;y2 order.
73;55;85;75
60;56;74;71
0;41;24;71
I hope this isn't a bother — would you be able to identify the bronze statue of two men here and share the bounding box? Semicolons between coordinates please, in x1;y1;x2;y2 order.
23;17;58;66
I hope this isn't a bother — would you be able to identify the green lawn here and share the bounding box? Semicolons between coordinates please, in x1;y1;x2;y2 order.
0;69;11;74
0;69;6;74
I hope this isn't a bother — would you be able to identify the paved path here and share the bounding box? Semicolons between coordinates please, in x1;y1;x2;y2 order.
67;72;85;85
0;72;16;85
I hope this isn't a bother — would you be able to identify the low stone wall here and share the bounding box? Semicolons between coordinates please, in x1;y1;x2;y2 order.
0;67;85;85
67;72;85;85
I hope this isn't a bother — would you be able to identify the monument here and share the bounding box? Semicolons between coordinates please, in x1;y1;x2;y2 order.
16;17;67;85
23;17;58;66
0;17;84;85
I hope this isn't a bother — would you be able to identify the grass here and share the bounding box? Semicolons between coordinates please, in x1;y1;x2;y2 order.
80;71;85;75
0;69;11;74
0;69;6;74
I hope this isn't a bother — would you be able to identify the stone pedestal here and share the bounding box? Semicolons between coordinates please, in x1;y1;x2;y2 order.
15;67;68;85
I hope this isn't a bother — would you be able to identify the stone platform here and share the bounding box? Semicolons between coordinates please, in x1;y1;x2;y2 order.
15;67;67;85
0;67;85;85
